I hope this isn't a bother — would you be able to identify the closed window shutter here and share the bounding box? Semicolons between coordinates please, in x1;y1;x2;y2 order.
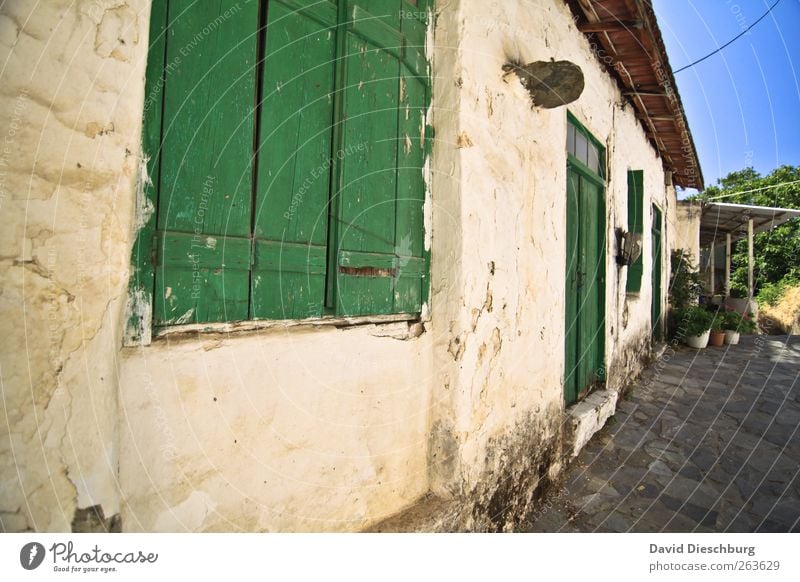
251;1;338;320
334;0;429;316
153;0;258;325
395;7;429;314
126;0;167;343
626;169;644;293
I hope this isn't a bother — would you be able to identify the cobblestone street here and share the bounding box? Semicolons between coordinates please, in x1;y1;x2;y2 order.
526;335;800;532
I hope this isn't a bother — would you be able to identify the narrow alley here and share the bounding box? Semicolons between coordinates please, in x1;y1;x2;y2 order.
526;335;800;532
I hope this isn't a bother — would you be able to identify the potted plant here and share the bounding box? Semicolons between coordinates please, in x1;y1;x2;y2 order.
675;306;714;348
722;309;757;344
709;313;726;347
722;311;742;345
726;283;758;319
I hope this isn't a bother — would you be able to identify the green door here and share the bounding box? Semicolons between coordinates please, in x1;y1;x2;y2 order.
564;163;606;405
651;205;663;340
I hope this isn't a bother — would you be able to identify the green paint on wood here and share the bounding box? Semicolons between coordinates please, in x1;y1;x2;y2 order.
153;0;258;327
626;169;644;293
251;0;337;320
124;0;167;344
564;118;606;405
564;170;581;403
154;232;251;324
334;0;429;316
651;205;663;339
133;0;432;331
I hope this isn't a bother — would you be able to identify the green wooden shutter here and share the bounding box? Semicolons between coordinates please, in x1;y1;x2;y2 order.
126;0;168;343
626;169;644;293
251;0;338;320
153;0;258;325
395;3;430;313
334;0;429;316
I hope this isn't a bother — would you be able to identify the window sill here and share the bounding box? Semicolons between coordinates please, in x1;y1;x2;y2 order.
146;312;426;343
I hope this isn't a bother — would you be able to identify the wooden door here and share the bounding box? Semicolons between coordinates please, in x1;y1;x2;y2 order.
564;164;606;405
651;205;663;339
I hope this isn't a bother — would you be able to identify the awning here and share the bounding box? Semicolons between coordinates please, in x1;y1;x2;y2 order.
566;0;704;189
699;202;800;246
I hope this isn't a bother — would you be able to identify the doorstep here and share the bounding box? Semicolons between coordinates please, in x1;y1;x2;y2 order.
565;389;619;458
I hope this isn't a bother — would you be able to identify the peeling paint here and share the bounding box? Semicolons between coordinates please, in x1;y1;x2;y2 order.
5;0;678;534
134;154;154;232
422;154;432;253
123;287;152;346
2;0;148;531
456;132;473;148
173;308;195;325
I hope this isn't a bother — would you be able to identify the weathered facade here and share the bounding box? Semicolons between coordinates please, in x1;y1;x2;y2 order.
1;0;701;532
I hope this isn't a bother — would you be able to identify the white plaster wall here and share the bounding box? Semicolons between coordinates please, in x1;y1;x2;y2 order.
603;95;673;386
673;200;702;262
0;0;149;531
2;0;686;533
119;327;432;532
427;0;676;511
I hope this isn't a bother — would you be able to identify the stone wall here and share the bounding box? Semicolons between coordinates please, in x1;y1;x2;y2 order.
0;0;149;531
424;0;675;529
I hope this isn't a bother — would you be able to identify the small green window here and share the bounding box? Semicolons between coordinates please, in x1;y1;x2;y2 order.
127;0;432;341
626;169;644;293
566;114;605;178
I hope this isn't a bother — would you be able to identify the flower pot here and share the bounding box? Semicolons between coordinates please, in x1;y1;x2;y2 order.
686;330;710;349
725;297;759;318
709;330;725;347
724;330;740;345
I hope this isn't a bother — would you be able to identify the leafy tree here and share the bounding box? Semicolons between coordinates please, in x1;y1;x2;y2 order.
669;249;703;308
690;165;800;304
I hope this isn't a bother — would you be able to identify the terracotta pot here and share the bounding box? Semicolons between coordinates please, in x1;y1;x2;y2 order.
724;330;740;345
686;330;710;349
709;330;725;347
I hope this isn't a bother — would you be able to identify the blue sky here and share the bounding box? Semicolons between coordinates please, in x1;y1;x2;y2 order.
652;0;800;193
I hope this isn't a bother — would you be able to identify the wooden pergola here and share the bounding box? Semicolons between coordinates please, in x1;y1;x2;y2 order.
700;202;800;298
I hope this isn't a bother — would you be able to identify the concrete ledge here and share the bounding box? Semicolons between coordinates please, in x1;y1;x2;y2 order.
565;389;618;458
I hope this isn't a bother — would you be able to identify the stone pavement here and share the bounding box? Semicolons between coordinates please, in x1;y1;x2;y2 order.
525;335;800;532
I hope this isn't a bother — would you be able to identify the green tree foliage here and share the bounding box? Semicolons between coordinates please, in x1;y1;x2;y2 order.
692;165;800;303
669;248;703;309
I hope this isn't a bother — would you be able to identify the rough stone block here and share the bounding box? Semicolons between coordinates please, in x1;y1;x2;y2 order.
566;389;619;458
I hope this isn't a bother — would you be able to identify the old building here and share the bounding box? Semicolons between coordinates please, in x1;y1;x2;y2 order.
1;0;701;532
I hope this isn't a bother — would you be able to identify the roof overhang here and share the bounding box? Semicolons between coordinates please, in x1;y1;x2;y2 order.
566;0;704;189
698;202;800;246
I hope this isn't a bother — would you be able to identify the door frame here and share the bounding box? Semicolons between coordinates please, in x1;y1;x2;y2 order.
564;113;607;405
651;203;664;340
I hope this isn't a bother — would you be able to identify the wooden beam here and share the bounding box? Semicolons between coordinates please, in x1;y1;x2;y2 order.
623;89;667;97
710;242;715;295
747;218;754;299
578;19;643;33
725;233;731;297
610;47;654;60
635;113;676;122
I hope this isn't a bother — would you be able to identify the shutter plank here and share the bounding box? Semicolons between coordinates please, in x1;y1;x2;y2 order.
125;0;167;343
251;0;337;319
159;0;257;237
154;233;251;324
394;62;427;313
154;0;258;326
337;0;428;317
